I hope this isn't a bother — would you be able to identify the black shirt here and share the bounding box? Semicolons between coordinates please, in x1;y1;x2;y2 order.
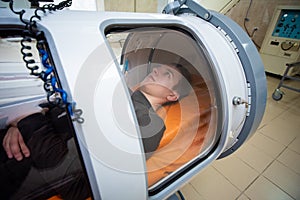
131;90;165;159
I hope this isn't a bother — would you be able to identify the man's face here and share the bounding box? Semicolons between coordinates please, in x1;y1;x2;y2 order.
139;64;182;101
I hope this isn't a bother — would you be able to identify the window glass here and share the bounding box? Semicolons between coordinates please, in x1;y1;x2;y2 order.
106;26;221;189
0;32;92;200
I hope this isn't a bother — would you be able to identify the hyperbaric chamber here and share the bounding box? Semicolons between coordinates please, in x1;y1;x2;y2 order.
0;1;267;199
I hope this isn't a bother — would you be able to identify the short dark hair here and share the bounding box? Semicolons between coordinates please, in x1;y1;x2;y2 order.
168;63;192;99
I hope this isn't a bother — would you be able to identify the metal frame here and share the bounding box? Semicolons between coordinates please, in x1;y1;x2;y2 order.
272;62;300;101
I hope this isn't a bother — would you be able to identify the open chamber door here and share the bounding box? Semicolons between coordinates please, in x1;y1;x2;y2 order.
0;0;266;199
103;1;267;196
115;27;221;190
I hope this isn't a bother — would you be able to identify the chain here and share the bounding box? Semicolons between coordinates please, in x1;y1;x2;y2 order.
8;0;84;123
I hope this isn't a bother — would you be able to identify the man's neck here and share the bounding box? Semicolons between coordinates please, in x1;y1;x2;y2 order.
140;91;164;111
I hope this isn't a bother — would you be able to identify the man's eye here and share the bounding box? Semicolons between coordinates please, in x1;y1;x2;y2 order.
165;72;171;78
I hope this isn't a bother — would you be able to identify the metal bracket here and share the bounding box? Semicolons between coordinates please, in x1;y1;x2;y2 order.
163;0;212;21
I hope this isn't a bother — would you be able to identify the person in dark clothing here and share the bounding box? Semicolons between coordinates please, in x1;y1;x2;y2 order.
131;90;166;159
0;105;91;200
130;63;191;159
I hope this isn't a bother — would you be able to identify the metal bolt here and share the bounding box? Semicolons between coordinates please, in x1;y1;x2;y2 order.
204;13;210;20
232;96;242;105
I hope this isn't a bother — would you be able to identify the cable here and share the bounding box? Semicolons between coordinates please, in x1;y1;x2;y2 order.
281;42;295;51
177;190;185;200
243;0;261;49
7;0;83;121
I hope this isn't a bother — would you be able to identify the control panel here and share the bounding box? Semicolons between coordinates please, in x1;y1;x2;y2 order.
272;9;300;39
260;6;300;76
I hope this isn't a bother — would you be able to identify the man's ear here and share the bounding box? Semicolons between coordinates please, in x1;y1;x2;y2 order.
166;91;179;102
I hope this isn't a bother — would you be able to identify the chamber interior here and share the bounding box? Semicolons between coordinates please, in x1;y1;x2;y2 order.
106;27;222;189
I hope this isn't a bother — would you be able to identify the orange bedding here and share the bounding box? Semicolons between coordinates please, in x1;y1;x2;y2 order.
146;76;212;187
